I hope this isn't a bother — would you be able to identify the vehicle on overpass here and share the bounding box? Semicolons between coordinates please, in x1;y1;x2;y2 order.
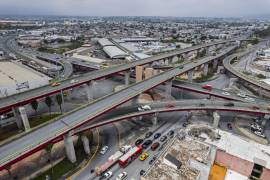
118;145;143;168
201;84;212;91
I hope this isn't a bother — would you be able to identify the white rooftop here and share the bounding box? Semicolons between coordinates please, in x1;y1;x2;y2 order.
103;46;128;59
203;129;270;169
0;62;49;86
98;38;114;47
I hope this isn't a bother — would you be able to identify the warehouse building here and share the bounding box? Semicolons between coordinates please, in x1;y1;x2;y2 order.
103;46;128;59
98;38;114;47
0;61;51;97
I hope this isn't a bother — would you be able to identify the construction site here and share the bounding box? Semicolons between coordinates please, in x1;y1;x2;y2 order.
141;124;270;180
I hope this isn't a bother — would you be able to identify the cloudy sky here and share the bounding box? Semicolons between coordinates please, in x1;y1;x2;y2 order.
0;0;269;17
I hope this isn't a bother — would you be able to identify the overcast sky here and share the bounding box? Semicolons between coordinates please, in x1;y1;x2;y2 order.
0;0;269;17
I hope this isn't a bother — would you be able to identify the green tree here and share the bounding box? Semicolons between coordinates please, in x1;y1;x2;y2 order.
45;143;54;175
56;94;63;113
45;96;52;114
30;100;39;115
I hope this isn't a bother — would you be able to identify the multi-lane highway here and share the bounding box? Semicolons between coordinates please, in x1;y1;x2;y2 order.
0;46;238;170
0;39;238;113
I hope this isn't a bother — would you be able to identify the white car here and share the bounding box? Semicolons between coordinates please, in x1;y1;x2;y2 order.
237;93;246;98
222;92;230;96
116;172;127;180
70;79;79;84
138;105;151;112
103;171;112;179
100;146;109;155
254;131;266;138
245;97;255;102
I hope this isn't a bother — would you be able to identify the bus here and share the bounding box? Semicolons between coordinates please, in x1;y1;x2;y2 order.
118;145;142;168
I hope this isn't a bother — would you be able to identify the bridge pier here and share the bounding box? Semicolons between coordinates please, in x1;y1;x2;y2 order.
213;59;218;71
12;107;23;129
18;106;31;132
164;59;169;65
84;82;94;101
64;133;77;163
165;80;172;99
152;113;158;125
81;135;90;155
203;63;209;76
125;72;130;86
213;111;220;128
188;70;194;83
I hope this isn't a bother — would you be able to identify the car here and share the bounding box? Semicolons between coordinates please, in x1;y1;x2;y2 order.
90;169;95;174
251;105;260;110
149;159;154;165
250;123;262;131
145;132;153;138
70;79;79;84
245;97;255;102
138;105;151;112
102;171;112;180
154;133;161;139
227;123;232;130
254;131;266;138
224;102;234;107
140;170;146;176
100;146;109;155
151;142;160;151
167;130;174;137
201;84;212;91
160;135;167;142
51;82;60;87
237;92;246;98
142;140;152;149
139;152;149;161
178;65;184;69
199;103;205;107
222;92;230;96
116;172;127;180
135;139;144;146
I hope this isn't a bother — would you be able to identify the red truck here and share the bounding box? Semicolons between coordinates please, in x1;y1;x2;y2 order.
201;84;212;91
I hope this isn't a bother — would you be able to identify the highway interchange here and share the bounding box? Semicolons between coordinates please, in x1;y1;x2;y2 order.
1;35;270;179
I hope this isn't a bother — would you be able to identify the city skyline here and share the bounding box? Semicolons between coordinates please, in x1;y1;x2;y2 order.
0;0;270;18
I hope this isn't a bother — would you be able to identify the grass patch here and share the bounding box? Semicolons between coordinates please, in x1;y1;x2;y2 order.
0;124;21;142
29;114;61;128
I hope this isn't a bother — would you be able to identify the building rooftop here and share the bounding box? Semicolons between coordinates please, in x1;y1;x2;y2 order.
0;62;49;86
98;38;114;47
103;46;128;59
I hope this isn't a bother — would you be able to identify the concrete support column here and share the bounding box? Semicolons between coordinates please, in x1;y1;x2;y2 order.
152;113;158;125
81;135;90;155
188;70;194;83
164;59;169;65
203;63;209;76
165;80;172;99
84;82;94;101
12;107;23;129
213;111;220;128
64;133;77;163
125;72;130;86
18;106;30;132
213;59;218;70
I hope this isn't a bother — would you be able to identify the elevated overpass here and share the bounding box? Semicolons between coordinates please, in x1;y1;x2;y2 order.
223;52;270;92
0;40;237;114
76;99;270;132
172;80;268;104
0;97;269;170
0;46;237;170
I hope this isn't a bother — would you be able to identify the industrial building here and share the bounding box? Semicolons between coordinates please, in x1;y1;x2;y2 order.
0;61;51;97
103;46;128;59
